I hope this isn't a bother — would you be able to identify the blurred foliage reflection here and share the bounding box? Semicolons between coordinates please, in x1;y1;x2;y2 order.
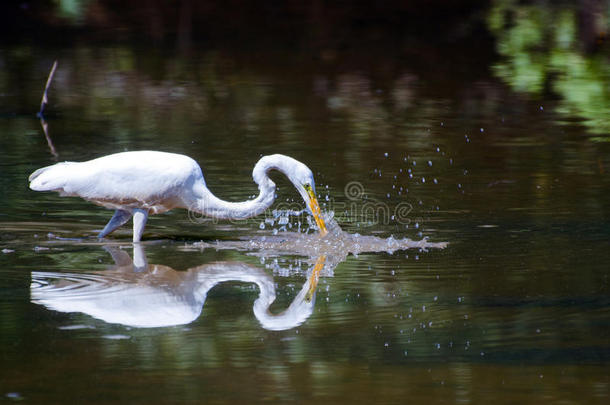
489;0;610;135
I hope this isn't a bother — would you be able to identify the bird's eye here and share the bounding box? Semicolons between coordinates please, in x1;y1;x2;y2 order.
303;184;312;192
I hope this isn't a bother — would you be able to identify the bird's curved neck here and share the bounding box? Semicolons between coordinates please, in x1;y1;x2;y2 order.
190;158;281;220
191;182;275;220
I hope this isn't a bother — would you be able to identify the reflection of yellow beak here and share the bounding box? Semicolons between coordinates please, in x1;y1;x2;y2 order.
307;188;328;236
305;255;326;302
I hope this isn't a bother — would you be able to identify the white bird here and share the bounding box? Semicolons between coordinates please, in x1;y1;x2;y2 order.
29;151;328;242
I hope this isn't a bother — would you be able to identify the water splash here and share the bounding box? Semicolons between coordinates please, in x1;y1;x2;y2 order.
189;212;447;264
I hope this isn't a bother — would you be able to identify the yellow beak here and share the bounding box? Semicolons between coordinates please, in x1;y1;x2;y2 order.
307;188;328;236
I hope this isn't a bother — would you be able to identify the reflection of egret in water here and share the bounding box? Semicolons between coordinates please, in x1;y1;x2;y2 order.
31;211;447;329
30;244;326;331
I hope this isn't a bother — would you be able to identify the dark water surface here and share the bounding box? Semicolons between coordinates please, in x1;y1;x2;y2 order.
1;6;609;403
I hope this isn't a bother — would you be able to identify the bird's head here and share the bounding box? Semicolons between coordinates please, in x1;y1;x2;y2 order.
298;181;328;237
254;154;328;236
288;163;328;237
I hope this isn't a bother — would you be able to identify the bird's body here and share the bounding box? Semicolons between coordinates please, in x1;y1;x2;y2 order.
29;151;327;241
30;151;199;214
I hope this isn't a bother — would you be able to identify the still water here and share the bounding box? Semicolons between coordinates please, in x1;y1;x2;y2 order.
1;18;609;405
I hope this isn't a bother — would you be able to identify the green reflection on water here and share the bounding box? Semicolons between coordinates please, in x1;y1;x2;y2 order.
489;0;610;135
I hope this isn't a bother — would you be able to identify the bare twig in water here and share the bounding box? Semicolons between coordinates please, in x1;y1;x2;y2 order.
38;60;59;159
38;60;58;118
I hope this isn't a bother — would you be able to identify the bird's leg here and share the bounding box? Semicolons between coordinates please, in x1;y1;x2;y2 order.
98;209;132;239
132;208;149;243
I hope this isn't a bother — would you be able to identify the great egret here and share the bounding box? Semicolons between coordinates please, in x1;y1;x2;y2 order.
29;151;328;242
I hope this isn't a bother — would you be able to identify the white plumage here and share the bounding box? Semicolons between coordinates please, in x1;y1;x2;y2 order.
29;151;327;241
